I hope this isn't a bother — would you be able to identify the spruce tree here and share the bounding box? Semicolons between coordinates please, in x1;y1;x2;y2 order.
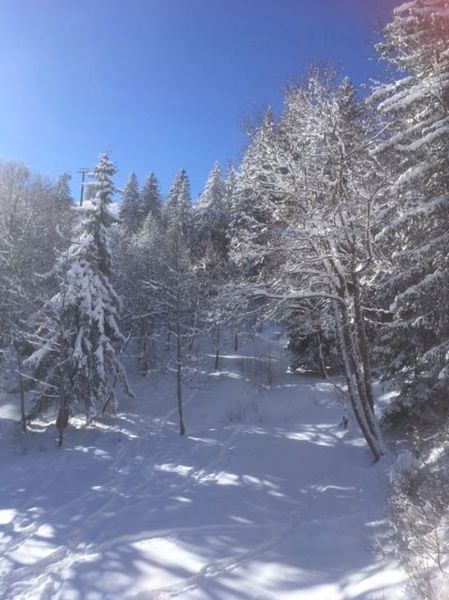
165;169;192;234
197;162;225;213
26;153;132;445
196;162;229;265
53;173;73;205
140;172;162;222
119;172;141;234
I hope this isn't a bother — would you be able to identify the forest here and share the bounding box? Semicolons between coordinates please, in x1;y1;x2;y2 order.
1;1;449;599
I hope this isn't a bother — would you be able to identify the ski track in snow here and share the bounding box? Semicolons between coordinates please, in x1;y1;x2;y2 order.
0;336;405;600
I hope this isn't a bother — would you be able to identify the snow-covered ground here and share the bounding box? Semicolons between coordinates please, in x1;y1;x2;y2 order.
0;334;405;599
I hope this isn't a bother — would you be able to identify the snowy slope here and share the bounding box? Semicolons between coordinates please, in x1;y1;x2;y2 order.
0;334;405;600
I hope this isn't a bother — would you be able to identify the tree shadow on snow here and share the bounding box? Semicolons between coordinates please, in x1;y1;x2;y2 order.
0;407;404;599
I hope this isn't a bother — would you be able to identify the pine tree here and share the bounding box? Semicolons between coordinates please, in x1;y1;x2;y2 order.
165;169;192;234
224;167;238;214
53;173;73;206
140;172;162;222
51;173;76;248
26;153;132;445
197;163;225;213
195;162;229;266
119;172;141;234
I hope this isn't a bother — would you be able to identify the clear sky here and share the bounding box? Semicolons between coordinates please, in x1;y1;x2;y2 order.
0;0;396;200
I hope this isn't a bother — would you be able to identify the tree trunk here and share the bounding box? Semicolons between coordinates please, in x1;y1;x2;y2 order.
339;296;381;445
141;335;149;376
352;270;374;412
234;331;239;352
333;300;381;462
15;344;27;433
56;399;69;447
176;323;186;436
317;331;327;380
188;299;198;351
166;330;171;353
214;324;220;371
266;343;273;387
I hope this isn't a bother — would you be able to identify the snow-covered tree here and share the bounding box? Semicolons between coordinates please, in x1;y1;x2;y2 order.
154;171;199;434
114;172;163;374
230;70;385;460
53;173;73;206
165;169;192;235
0;162;77;430
140;172;162;222
161;227;196;435
114;167;199;430
224;167;238;214
123;212;166;375
26;153;132;445
192;163;235;368
197;163;225;212
0;166;69;330
195;162;229;266
119;172;141;234
371;0;449;410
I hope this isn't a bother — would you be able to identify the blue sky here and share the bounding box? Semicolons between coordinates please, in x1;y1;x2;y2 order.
0;0;396;199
